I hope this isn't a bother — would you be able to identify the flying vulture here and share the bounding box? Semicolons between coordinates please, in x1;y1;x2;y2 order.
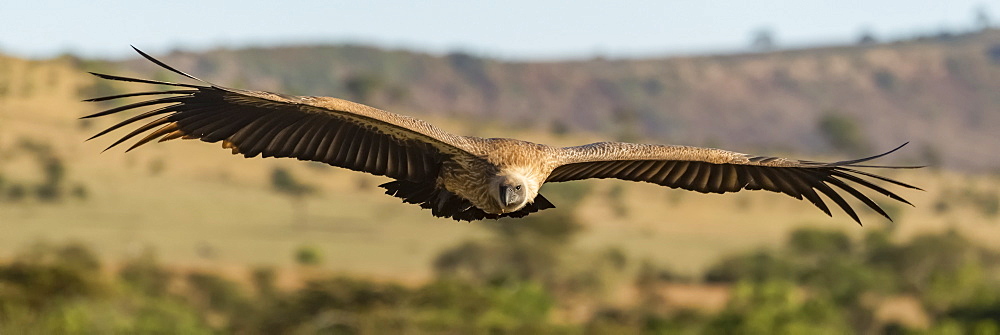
84;47;922;223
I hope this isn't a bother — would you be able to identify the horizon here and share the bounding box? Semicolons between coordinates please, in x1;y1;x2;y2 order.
2;1;996;61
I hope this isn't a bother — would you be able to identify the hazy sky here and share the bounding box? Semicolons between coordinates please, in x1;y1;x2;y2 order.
2;0;996;60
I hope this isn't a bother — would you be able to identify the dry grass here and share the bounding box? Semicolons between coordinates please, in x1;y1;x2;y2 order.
2;55;998;284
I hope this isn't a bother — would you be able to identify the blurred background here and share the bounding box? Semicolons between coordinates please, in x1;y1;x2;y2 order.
2;1;1000;333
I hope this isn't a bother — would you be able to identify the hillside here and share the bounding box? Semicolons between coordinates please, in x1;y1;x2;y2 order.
1;49;999;280
3;33;1000;335
95;29;1000;171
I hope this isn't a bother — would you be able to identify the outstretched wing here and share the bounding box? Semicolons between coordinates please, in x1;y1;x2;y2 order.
548;142;922;224
84;47;478;182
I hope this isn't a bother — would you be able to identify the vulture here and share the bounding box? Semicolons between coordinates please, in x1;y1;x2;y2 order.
84;47;922;224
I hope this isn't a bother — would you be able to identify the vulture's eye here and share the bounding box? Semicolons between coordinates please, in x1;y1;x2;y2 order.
515;185;521;190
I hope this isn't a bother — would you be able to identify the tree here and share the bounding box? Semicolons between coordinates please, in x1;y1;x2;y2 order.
270;167;316;226
857;28;878;45
817;112;868;155
751;27;776;51
344;73;385;104
35;156;66;202
294;245;322;266
974;6;992;31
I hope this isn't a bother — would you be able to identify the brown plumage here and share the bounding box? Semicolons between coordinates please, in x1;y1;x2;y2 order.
84;47;922;224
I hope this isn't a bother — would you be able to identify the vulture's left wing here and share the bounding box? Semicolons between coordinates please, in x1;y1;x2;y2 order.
549;142;922;224
84;47;478;182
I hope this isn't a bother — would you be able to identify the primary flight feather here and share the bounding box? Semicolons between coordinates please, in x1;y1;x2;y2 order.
84;47;922;223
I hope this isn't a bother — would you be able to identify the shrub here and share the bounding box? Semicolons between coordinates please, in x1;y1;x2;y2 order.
872;70;896;91
4;183;26;201
295;245;322;266
707;280;852;334
119;250;172;297
490;210;582;245
70;183;89;200
186;272;248;312
703;250;795;283
251;266;277;298
0;242;105;309
790;229;851;254
271;167;314;197
344;73;385;103
818;112;868;155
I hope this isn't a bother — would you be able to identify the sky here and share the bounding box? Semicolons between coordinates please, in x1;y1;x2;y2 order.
1;0;997;60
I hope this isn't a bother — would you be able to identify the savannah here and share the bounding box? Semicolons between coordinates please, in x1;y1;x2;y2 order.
2;14;1000;335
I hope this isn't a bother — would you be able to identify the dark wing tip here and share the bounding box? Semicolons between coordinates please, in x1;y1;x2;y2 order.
844;164;926;169
825;142;912;167
838;167;925;192
84;72;202;89
130;46;203;82
88;71;115;80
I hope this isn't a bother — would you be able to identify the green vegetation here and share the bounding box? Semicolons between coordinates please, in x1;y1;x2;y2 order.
3;220;999;334
818;112;869;155
344;73;386;104
270;166;316;225
295;245;323;266
0;138;87;203
934;185;1000;218
5;28;1000;334
873;69;897;91
0;242;213;334
703;229;1000;334
271;166;315;197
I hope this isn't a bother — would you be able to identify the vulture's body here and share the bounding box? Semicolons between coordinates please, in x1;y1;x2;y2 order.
84;48;921;224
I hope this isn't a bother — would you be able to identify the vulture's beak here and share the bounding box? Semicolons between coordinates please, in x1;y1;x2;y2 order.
499;185;510;206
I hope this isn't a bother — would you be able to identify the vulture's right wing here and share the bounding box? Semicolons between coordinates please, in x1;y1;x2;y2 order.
549;142;922;224
84;47;478;182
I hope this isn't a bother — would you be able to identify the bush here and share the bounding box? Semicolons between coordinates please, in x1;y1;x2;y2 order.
607;184;629;217
2;140;86;203
251;266;277;298
242;277;411;333
707;280;852;334
0;242;105;309
186;272;248;313
70;183;89;200
294;245;323;266
34;183;61;202
703;250;795;283
434;238;561;286
1;227;998;334
271;167;314;197
119;250;172;297
345;73;385;103
4;296;214;335
818;112;868;155
872;70;897;91
489;210;582;245
5;183;27;201
787;228;852;257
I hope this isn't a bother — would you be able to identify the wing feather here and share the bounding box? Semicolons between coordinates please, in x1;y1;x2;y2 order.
707;164;725;193
299;118;330;159
355;131;374;168
760;168;801;199
85;48;478;181
663;161;691;186
718;165;740;192
549;142;921;224
650;161;676;184
678;162;704;189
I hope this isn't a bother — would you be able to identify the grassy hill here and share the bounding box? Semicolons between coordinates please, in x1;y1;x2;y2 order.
1;46;999;284
94;29;1000;171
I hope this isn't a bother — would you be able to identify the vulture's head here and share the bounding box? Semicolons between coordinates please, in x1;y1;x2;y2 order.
490;171;536;213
